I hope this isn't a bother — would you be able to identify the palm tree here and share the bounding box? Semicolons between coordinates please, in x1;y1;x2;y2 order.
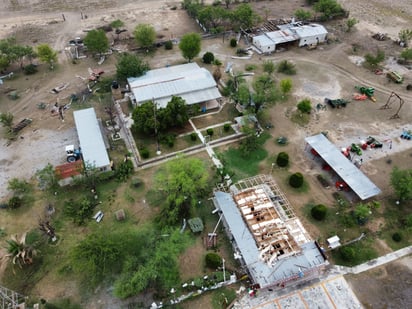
4;233;37;268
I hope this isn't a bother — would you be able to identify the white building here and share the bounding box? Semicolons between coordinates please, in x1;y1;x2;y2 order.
252;22;328;53
127;62;221;110
73;108;111;171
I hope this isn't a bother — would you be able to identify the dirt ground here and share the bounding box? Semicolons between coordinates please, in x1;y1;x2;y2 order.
1;0;412;307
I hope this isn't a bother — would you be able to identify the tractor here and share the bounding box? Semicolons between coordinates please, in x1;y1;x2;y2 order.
366;136;383;148
350;143;362;156
355;86;376;102
65;145;82;163
325;98;349;108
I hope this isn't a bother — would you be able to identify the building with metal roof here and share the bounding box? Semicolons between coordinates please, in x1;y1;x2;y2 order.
73;108;111;171
127;62;221;109
305;133;381;200
213;175;327;289
252;22;328;53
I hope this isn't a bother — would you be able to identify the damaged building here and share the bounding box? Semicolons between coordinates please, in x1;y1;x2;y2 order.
213;175;327;289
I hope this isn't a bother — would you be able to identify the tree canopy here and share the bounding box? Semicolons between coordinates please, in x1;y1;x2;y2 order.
36;44;57;69
154;156;210;225
134;24;156;49
83;29;109;56
116;53;149;82
390;166;412;201
0;37;36;71
179;32;201;62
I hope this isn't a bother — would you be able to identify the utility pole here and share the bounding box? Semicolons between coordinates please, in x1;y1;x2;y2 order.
153;99;161;155
222;258;226;282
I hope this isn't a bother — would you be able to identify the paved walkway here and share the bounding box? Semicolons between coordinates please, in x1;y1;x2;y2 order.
331;245;412;275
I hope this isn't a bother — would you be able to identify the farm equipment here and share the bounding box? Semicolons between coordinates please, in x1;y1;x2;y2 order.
324;98;350;108
335;181;350;191
400;131;412;140
355;86;376;102
65;145;82;163
386;71;403;84
350;143;362;156
366;136;383;148
12;118;32;133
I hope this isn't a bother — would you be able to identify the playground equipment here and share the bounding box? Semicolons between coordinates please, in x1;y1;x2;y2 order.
355;86;376;102
65;145;82;163
386;71;403;84
324;98;350;108
379;92;405;119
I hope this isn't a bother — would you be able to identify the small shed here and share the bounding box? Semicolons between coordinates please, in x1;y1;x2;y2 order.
327;235;341;249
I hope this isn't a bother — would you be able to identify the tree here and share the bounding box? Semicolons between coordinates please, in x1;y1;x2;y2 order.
7;178;31;195
203;51;215;64
314;0;345;20
111;19;125;41
289;172;304;188
262;60;275;75
37;44;57;69
297;99;312;114
0;54;10;71
179;32;201;62
276;152;289;167
400;48;412;61
364;49;385;68
163;96;189;128
311;204;327;220
398;29;412;46
35;163;58;191
354;203;371;225
154;156;209;225
134;24;156;49
83;29;109;56
198;6;229;33
131;101;157;135
116;53;149;82
280;78;292;96
0;112;14;129
294;9;312;21
205;252;222;269
239;128;260;157
277;60;296;75
346;18;358;32
5;233;37;268
231;4;260;30
390;166;412;201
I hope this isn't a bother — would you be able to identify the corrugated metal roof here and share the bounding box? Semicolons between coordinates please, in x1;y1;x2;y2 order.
73;108;111;169
214;191;326;288
305;134;381;200
293;24;328;38
127;63;221;108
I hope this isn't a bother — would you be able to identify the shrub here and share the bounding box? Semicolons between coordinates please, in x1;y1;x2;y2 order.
163;134;176;147
245;64;256;71
131;178;143;188
8;196;22;209
205;252;222;269
164;40;173;50
140;148;150;159
311;204;327;220
223;123;231;132
277;60;296;75
24;64;38;75
190;132;197;141
230;38;237;47
392;232;402;242
206;128;214;136
289;172;304;188
276;152;289;167
202;52;215;64
297;99;312;114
